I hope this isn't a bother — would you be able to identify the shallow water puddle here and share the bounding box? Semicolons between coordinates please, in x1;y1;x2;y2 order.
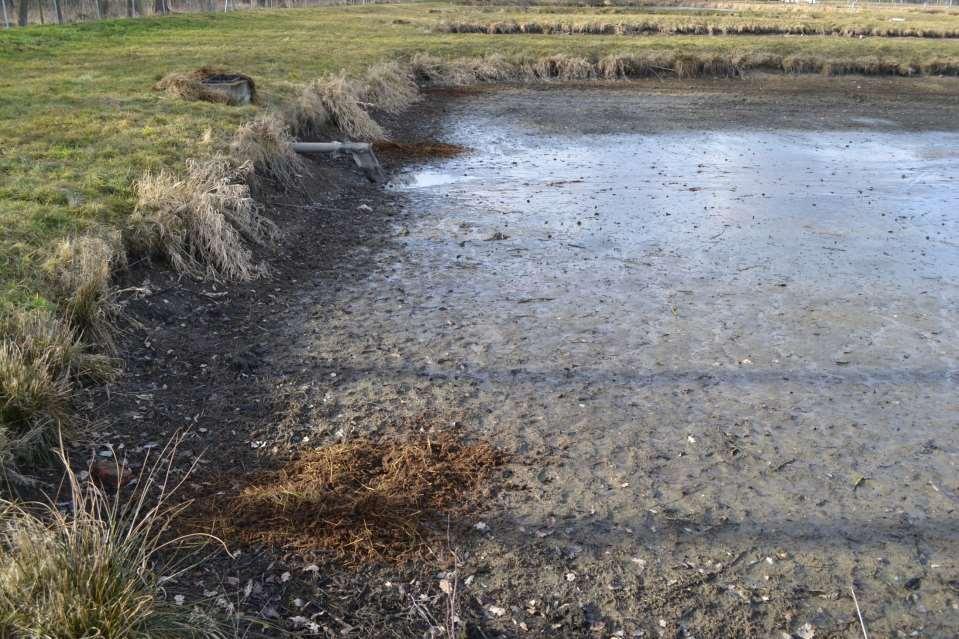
310;87;959;634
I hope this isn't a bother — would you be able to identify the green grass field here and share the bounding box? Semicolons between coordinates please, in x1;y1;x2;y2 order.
2;1;959;313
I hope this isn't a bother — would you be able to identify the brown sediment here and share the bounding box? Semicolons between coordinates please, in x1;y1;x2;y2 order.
373;140;469;159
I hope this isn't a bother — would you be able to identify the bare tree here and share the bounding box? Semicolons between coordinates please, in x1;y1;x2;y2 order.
2;0;10;28
16;0;27;26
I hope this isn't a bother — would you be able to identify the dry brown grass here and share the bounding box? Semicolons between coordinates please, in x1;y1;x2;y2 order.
360;61;422;115
299;75;386;141
410;53;480;87
129;156;277;281
531;53;595;80
597;52;671;78
42;234;125;352
408;51;959;83
210;431;505;563
0;311;115;467
229;115;306;191
154;67;257;106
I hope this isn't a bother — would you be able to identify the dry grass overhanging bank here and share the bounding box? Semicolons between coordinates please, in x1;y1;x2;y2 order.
408;51;959;81
435;19;959;39
129;156;277;281
206;431;505;563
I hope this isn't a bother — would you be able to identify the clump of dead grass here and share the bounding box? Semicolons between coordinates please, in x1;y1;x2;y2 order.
154;67;256;106
230;115;306;191
360;61;422;115
0;311;115;468
532;53;595;80
129;155;276;280
0;444;226;637
297;75;386;141
43;233;125;352
214;431;505;563
410;53;480;87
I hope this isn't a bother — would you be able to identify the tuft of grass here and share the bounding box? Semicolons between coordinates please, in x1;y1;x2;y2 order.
43;233;125;352
531;53;594;80
360;60;422;115
229;115;306;191
129;156;277;281
0;311;115;467
297;75;386;141
0;444;226;638
411;52;480;87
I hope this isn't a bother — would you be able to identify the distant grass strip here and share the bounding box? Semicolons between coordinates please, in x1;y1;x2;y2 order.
435;19;959;38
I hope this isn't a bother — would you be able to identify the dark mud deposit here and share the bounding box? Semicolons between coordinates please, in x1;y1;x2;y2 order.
102;78;959;638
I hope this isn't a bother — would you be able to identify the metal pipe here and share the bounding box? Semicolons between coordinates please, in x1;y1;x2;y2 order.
292;141;385;183
292;142;373;154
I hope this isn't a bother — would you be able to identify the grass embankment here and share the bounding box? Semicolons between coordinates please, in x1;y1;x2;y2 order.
2;2;959;465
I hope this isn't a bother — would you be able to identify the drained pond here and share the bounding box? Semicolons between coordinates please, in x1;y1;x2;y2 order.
292;81;959;636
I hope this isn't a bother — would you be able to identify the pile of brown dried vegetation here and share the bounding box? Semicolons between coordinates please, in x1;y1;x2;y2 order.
208;432;505;563
373;140;468;159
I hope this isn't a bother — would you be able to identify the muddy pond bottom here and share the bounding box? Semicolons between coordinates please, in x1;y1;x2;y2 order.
306;86;959;637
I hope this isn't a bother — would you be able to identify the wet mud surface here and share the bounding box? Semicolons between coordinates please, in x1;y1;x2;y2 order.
97;77;959;638
290;80;959;637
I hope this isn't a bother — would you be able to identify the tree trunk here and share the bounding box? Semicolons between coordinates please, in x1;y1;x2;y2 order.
52;0;62;23
17;0;27;26
37;0;43;23
126;0;133;16
2;0;10;28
